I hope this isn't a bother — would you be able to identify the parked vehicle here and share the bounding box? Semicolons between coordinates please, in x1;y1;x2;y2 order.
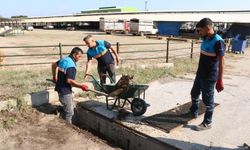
66;26;75;31
43;25;54;29
129;18;158;36
0;27;5;34
4;26;10;30
25;25;34;31
99;18;130;34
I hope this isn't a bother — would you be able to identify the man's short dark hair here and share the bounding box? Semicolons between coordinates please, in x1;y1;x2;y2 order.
70;47;83;56
83;35;93;41
196;18;213;28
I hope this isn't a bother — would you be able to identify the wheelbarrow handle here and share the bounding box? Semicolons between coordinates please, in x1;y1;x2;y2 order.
85;73;94;79
100;73;115;83
85;74;98;83
46;78;108;97
87;89;109;97
86;73;115;84
85;74;103;89
46;78;56;84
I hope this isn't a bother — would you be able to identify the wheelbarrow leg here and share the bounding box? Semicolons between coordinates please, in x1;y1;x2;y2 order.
106;97;119;110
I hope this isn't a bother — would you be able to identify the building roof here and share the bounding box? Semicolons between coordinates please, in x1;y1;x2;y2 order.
81;7;139;14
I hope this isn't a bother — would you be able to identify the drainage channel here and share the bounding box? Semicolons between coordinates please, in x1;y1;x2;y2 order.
74;105;180;150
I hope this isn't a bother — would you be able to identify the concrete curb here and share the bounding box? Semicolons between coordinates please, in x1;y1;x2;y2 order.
75;106;179;150
23;82;95;107
0;82;94;111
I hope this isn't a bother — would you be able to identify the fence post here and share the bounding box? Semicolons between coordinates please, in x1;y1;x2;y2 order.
227;39;232;52
166;38;169;63
59;43;62;59
190;40;194;59
116;42;120;54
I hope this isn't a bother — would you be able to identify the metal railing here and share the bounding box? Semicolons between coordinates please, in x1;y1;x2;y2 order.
0;39;200;67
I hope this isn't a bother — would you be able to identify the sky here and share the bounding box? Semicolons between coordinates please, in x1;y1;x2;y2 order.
0;0;250;18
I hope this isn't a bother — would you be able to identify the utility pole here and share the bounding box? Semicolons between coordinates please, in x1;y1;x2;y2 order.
145;1;148;11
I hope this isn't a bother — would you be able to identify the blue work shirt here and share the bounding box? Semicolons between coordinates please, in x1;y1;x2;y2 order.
55;56;77;95
197;34;226;81
87;40;114;66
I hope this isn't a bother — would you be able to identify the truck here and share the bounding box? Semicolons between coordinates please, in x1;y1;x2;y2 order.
99;18;130;34
129;18;158;36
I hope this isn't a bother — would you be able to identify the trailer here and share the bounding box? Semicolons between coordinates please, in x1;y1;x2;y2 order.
129;18;158;36
99;18;130;34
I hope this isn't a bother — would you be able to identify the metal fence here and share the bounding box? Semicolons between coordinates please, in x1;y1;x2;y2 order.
0;38;200;67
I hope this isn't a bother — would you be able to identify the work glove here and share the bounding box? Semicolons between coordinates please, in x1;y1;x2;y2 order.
52;76;57;83
216;79;224;93
81;84;88;91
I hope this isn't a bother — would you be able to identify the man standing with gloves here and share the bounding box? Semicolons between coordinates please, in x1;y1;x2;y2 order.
190;18;225;131
51;47;88;124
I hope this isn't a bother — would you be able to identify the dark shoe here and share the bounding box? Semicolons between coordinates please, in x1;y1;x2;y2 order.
194;122;212;131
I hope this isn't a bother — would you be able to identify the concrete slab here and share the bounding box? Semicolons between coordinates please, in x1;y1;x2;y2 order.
74;74;250;150
75;105;179;150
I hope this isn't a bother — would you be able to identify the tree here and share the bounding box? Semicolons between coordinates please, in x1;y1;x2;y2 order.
11;15;28;19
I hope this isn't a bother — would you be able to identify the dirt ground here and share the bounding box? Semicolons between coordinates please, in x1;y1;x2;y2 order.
0;29;198;67
0;109;118;150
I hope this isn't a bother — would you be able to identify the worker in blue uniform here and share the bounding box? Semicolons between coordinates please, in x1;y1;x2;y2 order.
190;18;225;131
51;47;88;123
83;35;120;84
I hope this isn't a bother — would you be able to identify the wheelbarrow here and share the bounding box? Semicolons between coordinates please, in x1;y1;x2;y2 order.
86;74;149;116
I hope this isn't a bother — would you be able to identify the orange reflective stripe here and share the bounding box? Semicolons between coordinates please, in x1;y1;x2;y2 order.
94;49;108;59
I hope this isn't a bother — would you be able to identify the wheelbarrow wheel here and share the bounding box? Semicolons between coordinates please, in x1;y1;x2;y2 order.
131;98;147;116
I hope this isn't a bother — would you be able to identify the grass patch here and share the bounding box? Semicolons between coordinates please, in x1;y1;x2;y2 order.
0;69;53;102
0;116;18;128
0;57;198;128
0;108;36;129
0;57;198;102
117;57;198;84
